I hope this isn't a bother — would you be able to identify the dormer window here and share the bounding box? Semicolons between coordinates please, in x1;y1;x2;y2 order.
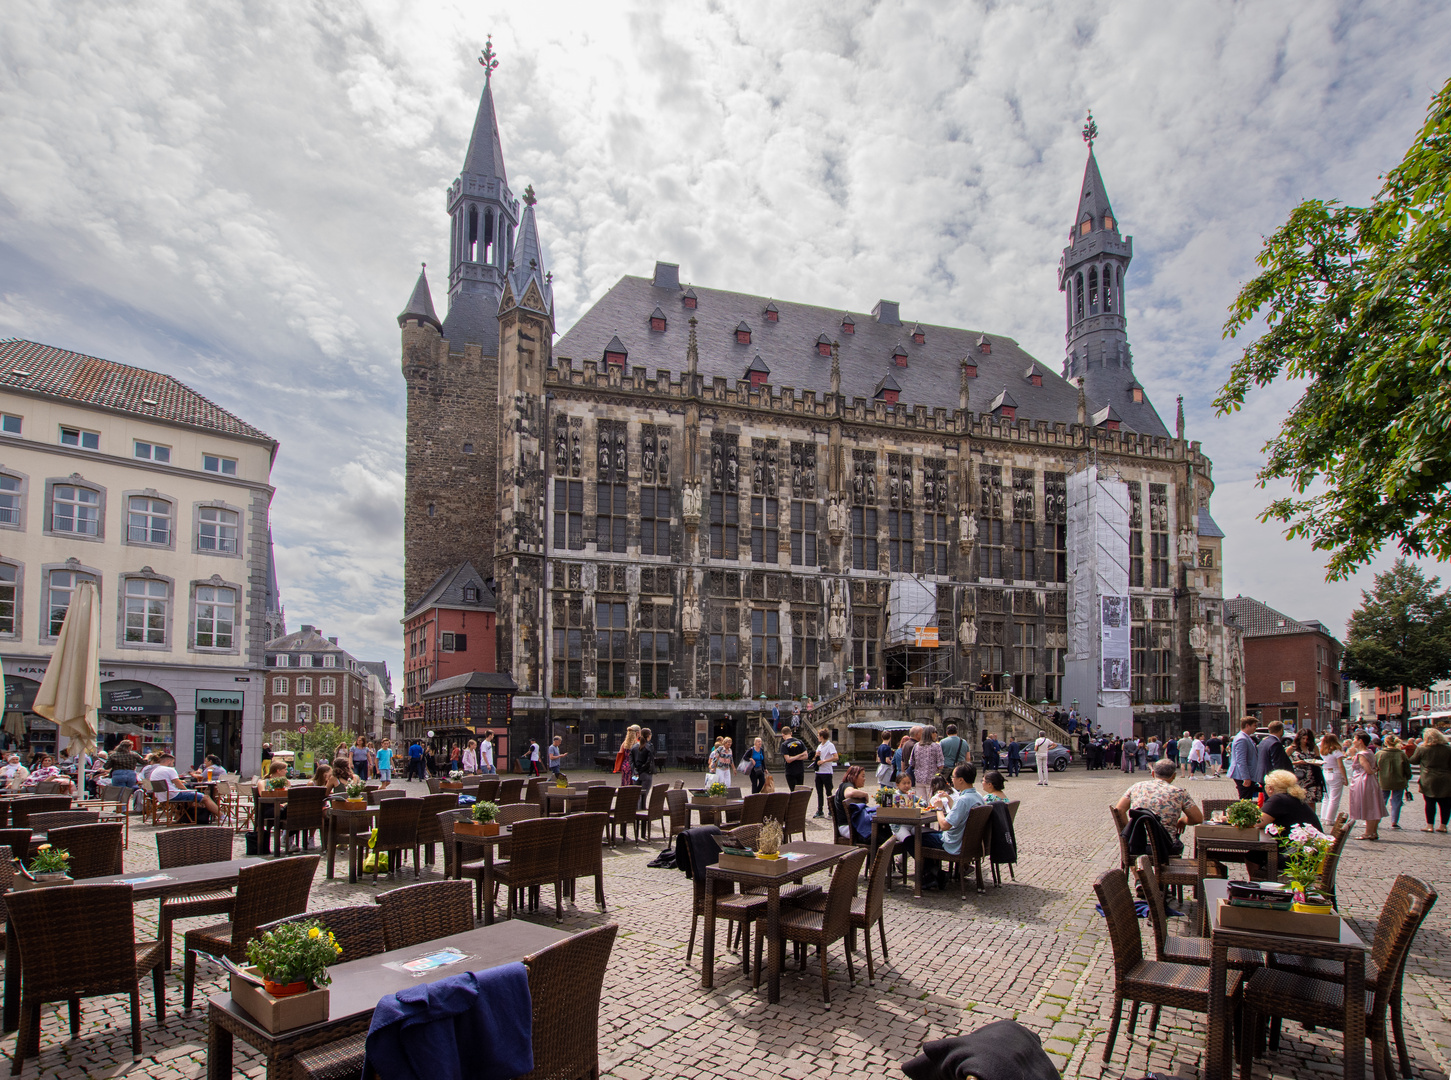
874;373;901;405
763;302;779;323
891;344;908;368
990;389;1018;422
911;325;925;345
1091;405;1122;430
962;362;978;378
735;321;751;345
649;307;667;333
463;585;479;603
1024;364;1042;388
1104;214;1114;231
1130;383;1145;404
816;334;832;357
841;315;854;335
745;355;770;389
1080;217;1092;236
683;288;698;310
603;334;628;366
977;335;992;355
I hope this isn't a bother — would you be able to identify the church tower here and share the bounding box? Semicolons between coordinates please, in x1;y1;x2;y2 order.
400;39;515;610
1057;114;1167;437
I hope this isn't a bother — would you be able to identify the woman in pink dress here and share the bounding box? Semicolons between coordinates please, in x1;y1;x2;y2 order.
1346;731;1384;840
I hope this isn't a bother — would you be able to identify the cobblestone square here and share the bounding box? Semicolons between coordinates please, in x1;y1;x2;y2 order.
3;769;1447;1078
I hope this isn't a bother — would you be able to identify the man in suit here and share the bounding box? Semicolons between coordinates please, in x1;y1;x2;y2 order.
1254;719;1294;789
1227;716;1260;800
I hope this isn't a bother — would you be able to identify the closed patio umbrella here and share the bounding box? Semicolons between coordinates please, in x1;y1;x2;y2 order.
33;580;102;777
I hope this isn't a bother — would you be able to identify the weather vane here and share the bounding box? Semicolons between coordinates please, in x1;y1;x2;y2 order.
1082;110;1098;148
523;184;537;207
479;35;498;85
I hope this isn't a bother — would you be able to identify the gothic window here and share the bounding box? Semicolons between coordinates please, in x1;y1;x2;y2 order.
640;487;670;556
553;480;583;550
887;454;911;509
922;512;948;575
924;457;947;512
750;442;779;497
639;604;671;696
595;601;628;694
850;613;878;683
1127;482;1144;588
710;492;738;559
978;620;1005;677
596;482;627;553
1103;263;1114;312
750;497;779;562
1088;267;1099;313
1013;623;1036;700
1152;623;1172;701
1044;472;1067;583
1149;484;1170;588
751;609;781;696
1044;624;1067;703
850;507;878;571
887;510;913;572
1131;624;1148;703
708;606;740;696
1075;273;1084;319
640;425;669;485
792;613;819;698
1010;469;1035;582
551;593;584;696
790;500;817;566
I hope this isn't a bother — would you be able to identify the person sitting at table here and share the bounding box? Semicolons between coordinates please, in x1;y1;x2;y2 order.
23;754;74;794
890;771;924;807
1;753;29;790
189;754;225;783
151;752;220;818
926;774;954;814
330;758;354;787
312;763;337;793
919;763;985;890
981;770;1009;804
831;765;870;838
1116;760;1202;845
1259;769;1323;833
256;761;289;792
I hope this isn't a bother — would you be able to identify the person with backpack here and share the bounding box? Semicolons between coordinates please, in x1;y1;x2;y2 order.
940;724;967;777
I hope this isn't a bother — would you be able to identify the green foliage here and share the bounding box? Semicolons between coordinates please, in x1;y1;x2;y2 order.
28;845;70;875
471;799;499;823
706;781;729;799
344;779;365;799
245;919;343;989
279;724;346;761
1216;77;1451;578
874;786;895;807
1340;559;1451;712
1225;800;1262;829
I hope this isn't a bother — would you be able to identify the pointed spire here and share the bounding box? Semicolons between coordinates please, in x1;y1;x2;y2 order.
462;43;508;184
506;198;552;314
1073;141;1116;235
398;263;441;331
1176;395;1185;439
686;316;698;378
960;359;971;412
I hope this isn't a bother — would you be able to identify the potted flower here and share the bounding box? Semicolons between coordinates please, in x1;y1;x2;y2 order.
442;770;464;790
457;800;500;836
343;779;366;809
1265;823;1335;908
1225;799;1262;831
698;781;729;805
874;786;895;808
24;844;71;885
235;920;342;1032
263;775;290;798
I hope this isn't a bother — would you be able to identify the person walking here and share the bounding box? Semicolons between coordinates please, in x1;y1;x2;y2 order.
1319;732;1347;823
614;725;640;786
462;739;479;775
407;741;423;781
1033;730;1055;786
480;731;497;774
1376;734;1411;829
1227;716;1260;800
745;736;768;794
350;736;370;781
527;738;542;777
874;733;894;787
708;736;734;789
940;724;968;777
913;729;944;801
1176;731;1193;770
1347;730;1384;840
1189;733;1208;778
780;730;809;791
813;729;838;817
376;739;394;783
631;728;656;808
1005;738;1022;777
548;735;565;778
1406;726;1451;832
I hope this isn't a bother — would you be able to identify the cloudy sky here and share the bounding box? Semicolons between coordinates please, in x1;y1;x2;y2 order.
3;0;1450;683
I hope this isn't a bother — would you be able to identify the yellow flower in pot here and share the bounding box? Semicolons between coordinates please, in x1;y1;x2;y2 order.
245;919;344;998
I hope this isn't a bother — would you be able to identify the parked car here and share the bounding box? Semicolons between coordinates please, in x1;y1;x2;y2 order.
1018;746;1072;772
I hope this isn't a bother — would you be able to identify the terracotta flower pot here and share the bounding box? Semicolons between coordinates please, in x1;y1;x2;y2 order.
263;979;310;998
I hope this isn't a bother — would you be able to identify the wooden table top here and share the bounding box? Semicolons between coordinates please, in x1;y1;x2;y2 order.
1203;879;1366;952
13;857;268;902
704;841;843;886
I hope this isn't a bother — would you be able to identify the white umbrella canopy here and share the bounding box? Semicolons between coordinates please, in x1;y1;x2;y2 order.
33;579;102;761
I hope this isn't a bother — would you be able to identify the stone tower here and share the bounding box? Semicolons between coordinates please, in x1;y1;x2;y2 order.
493;193;555;693
1057;116;1167;437
400;43;517;610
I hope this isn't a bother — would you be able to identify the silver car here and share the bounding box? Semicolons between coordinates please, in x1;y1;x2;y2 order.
1017;746;1072;772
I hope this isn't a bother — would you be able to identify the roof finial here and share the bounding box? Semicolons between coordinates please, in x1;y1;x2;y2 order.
479;35;499;85
523;184;536;208
1081;110;1098;149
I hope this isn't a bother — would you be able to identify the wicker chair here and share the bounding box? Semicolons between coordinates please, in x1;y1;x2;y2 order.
1201;798;1235;820
559;812;608;912
1313;814;1353;907
497;778;525;804
783;788;812;842
752;848;868;1002
525;776;546;804
738;792;769;827
492;816;565;921
665;789;691;844
26;810;99;831
278;786;327;852
634;783;669;841
763;791;791;828
366;787;406;804
6;883;165;1072
1093;867;1243;1064
0;828;33;862
586;785;616;815
607;786;641;846
1116;803;1201;898
155;826;236;969
414;792;460;868
902;804;992;897
370;797;422;882
516;923;619;1080
798;835;898;984
9;796;70;828
376;879;475;950
45;822;123;879
1260;873;1437;1078
425;777;442;794
497;802;541;826
257;904;388;962
436;808;486;895
1133;855;1264;980
475;778;501;803
182;855;319;1011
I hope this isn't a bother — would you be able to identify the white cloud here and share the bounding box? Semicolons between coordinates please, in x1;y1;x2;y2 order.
3;0;1450;678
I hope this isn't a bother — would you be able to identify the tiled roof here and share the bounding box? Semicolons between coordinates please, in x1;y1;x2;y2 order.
423;671;517;697
1223;596;1336;641
0;339;273;443
404;562;495;621
1197;507;1225;538
265;625;358;661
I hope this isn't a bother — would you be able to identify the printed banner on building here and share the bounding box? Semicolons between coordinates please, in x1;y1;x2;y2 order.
1100;594;1131;691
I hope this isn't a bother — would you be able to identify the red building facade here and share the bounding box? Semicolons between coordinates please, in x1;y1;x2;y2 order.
401;562;497;726
1225;596;1345;733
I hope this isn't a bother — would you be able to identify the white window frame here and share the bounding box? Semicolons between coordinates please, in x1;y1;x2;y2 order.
0;560;20;638
191;582;238;652
298;654;314;668
59;425;100;451
202;453;238;476
49;482;103;538
125;494;174;547
321;654;337;668
272;676;288;695
0;471;26;531
133;440;172;463
296;676;312;695
44;566;99;641
271;703;288;724
319;676;336;696
120;575;170;648
318;704;334;723
296;703;312;723
272;654;289;668
196;504;240;556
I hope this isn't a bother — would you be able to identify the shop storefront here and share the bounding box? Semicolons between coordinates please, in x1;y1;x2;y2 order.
100;681;178;757
196;689;245;772
3;676;46;756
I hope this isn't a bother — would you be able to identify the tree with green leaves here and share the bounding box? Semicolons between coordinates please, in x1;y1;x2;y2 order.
1340;559;1451;728
277;723;345;762
1216;77;1451;580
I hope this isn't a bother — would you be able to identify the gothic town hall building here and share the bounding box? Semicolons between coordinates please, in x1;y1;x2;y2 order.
398;68;1244;765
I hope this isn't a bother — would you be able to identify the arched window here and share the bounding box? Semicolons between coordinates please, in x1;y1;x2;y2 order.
483;208;494;264
1088;267;1099;313
1075;274;1084;319
271;703;287;724
466;206;478;261
1103;264;1114;313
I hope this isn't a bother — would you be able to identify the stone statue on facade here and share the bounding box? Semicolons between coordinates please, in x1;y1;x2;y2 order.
1189;624;1207;651
681;481;702;525
958;617;978;651
958;510;977;554
1178;527;1196;563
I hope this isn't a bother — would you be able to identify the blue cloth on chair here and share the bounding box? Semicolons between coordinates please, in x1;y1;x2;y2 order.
363;962;533;1080
848;801;876;840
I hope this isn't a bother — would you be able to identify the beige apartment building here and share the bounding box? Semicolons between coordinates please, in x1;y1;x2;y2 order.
0;339;282;774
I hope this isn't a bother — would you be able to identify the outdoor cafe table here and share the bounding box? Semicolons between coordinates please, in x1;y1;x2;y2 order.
541;787;591;815
869;807;939;898
450;827;510;925
1201;877;1367;1080
206;919;570;1080
2;856;265;1032
1193;826;1279;930
701;841;845;1004
689;798;743;826
324;803;379;884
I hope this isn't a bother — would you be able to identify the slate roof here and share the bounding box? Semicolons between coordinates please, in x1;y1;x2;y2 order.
399;265;441;330
0;339;273;444
1075;149;1115;230
461;82;507;185
423;670;517;697
1223;596;1336;641
1196;507;1225;538
404;561;495;621
265;625;359;662
506;204;553;313
357;660;392;694
554;272;1127;428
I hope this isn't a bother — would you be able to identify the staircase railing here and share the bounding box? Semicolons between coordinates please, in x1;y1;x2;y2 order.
1004;693;1074;746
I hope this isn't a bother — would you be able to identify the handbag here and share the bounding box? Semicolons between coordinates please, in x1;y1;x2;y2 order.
737;755;753;775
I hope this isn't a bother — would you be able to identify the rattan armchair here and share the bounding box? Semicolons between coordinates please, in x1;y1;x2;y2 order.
585;785;616;815
784;788;812;842
6;883;165;1073
376;879;474;950
369;797;422;882
156;826;236;969
559;812;608;912
416;792;461;868
9;796;70;827
902;804;992;897
1093;867;1243;1065
496;778;525;804
26;810;99;831
763;791;790;826
475;778;501;803
665;788;691;844
182;854;319;1011
0;828;33;862
797;835;897;983
607;786;641;846
492;816;566;921
45;822;123;878
752;848;867;1002
525;776;546;804
1200;798;1235;820
436;808;487;902
738;792;769;827
1134;855;1262;972
278;786;327;853
516;923;619;1080
634;783;668;840
366;787;406;804
257;903;388;962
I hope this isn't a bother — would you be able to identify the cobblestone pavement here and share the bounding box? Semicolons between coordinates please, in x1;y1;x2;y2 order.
2;769;1447;1078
